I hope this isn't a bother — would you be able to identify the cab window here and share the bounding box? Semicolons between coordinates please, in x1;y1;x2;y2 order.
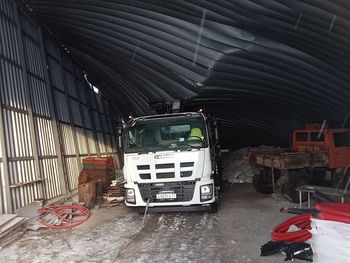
296;132;308;142
334;132;350;147
310;132;324;142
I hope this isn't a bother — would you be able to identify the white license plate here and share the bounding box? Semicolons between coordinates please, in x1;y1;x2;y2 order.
156;192;176;199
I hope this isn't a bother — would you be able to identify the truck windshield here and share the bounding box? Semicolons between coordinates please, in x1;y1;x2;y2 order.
124;115;208;153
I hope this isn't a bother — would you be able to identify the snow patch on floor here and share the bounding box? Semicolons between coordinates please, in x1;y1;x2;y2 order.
0;209;142;263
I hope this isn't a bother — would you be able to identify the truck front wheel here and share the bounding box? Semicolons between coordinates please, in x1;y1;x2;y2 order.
253;168;275;194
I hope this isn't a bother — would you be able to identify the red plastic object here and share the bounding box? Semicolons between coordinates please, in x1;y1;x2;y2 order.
316;202;350;224
83;157;114;166
272;214;312;242
272;202;350;243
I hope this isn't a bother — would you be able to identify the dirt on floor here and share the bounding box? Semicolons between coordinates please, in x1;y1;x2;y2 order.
0;184;302;263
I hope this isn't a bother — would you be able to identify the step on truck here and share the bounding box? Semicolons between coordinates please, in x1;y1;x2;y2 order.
122;112;221;212
249;124;350;202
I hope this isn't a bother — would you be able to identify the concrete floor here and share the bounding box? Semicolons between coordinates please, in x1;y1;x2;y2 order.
0;184;301;263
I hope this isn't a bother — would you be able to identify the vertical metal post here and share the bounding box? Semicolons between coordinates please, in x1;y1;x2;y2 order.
271;167;275;193
58;49;82;170
37;29;68;194
71;64;90;156
0;64;13;213
102;98;113;154
14;5;44;200
86;88;101;157
95;95;108;156
271;157;275;192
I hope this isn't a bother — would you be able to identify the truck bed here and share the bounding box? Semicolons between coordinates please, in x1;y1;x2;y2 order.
250;149;328;169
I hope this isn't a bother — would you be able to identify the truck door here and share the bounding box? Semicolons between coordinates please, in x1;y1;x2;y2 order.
330;131;350;168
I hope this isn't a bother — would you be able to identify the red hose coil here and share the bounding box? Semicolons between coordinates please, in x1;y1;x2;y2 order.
272;202;350;242
38;204;90;229
272;214;312;242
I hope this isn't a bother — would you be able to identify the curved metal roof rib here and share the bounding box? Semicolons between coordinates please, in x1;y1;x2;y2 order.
24;0;350;147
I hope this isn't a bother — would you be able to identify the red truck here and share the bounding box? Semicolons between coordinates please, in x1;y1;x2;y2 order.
250;124;350;202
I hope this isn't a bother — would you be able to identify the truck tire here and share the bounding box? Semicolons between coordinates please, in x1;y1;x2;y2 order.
282;173;308;203
253;168;274;194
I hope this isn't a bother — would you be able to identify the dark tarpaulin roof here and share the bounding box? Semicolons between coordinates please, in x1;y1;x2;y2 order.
24;0;350;147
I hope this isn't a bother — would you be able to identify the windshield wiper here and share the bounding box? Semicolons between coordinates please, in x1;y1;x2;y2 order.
136;147;155;154
167;143;202;150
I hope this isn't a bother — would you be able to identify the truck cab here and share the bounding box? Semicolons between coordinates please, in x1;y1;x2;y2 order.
292;124;350;168
122;112;219;212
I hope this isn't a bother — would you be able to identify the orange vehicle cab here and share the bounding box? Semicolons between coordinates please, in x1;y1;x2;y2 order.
292;124;350;169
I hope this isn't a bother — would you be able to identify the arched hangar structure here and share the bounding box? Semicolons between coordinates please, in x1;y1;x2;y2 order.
24;0;350;147
0;0;349;214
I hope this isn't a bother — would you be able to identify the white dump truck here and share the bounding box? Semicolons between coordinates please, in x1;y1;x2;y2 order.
122;112;220;212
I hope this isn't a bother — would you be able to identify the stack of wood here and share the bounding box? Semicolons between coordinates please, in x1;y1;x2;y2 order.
80;157;115;187
101;180;125;207
78;157;116;207
0;214;28;249
106;181;125;197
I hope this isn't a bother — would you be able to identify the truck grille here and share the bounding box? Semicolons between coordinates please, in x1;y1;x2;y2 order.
140;173;151;179
137;165;150;170
137;162;194;180
155;163;174;169
138;181;196;202
156;172;175;179
180;162;194;167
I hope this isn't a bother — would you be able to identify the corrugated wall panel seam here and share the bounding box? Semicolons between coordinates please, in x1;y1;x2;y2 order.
57;48;83;189
97;132;106;154
0;15;21;64
0;73;12;213
65;157;79;191
72;64;91;156
38;28;68;196
14;3;45;201
29;76;51;117
23;36;44;78
0;1;121;213
102;97;116;153
54;89;70;122
82;105;92;129
0;0;16;20
0;60;28;110
20;13;38;40
47;56;64;90
76;81;87;104
3;110;33;158
86;130;97;154
86;88;101;156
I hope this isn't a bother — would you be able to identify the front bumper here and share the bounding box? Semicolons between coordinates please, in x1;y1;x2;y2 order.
125;179;215;207
132;205;212;213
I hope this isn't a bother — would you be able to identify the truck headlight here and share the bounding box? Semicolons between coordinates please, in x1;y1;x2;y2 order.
125;188;136;204
200;184;213;201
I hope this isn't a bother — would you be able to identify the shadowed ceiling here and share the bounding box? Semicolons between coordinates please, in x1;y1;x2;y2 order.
24;0;350;147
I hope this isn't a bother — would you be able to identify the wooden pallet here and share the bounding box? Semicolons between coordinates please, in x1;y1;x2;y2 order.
0;214;28;249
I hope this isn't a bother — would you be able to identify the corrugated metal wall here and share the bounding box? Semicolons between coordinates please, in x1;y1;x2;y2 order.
0;0;119;214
